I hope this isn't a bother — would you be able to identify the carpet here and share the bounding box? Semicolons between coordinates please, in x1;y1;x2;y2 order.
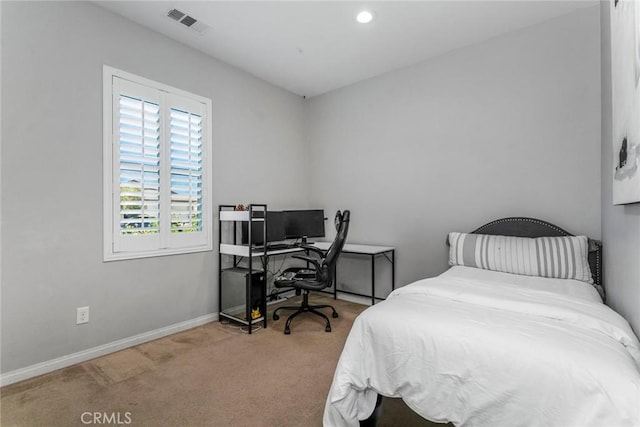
1;295;443;427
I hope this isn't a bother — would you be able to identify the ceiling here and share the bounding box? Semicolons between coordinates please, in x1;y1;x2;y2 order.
96;1;597;98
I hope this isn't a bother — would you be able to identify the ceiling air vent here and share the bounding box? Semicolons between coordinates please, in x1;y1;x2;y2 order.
167;8;185;21
166;8;210;34
180;15;197;27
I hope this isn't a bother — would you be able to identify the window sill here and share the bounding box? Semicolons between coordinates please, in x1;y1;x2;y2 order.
104;244;213;262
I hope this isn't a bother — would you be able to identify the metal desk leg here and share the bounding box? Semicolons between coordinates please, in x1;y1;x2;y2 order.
371;255;376;305
391;250;395;291
333;261;338;300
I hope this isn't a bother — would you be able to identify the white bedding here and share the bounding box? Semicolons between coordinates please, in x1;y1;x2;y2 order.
324;266;640;427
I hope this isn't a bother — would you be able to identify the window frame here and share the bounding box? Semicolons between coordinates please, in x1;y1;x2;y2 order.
103;65;213;261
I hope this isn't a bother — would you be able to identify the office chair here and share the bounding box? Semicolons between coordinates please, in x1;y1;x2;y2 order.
272;210;350;335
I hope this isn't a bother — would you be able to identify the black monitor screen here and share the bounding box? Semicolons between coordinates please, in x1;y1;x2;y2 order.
241;211;286;245
284;210;325;239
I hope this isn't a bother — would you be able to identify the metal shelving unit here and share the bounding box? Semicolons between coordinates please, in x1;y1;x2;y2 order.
218;204;268;333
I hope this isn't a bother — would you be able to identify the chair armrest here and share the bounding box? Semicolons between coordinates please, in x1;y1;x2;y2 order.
292;255;321;271
300;244;326;258
295;270;317;279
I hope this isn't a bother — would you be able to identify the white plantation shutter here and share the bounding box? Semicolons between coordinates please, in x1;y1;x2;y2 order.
118;95;161;234
112;78;162;253
169;107;203;233
163;93;208;249
105;67;211;260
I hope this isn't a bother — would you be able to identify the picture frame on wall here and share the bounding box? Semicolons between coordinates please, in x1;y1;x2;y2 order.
611;0;640;204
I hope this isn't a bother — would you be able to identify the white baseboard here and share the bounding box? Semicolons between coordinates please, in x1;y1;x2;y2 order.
336;292;373;306
0;312;218;387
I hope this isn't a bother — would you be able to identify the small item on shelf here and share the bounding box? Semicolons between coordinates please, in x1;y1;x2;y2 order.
236;204;246;211
251;308;261;320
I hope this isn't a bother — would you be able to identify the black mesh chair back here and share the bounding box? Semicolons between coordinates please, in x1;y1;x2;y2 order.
323;210;350;282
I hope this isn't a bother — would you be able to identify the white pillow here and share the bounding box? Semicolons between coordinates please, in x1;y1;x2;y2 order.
448;232;593;284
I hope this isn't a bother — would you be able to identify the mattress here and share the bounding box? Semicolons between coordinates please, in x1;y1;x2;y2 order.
324;266;640;427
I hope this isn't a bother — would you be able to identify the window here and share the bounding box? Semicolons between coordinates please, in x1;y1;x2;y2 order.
103;66;212;260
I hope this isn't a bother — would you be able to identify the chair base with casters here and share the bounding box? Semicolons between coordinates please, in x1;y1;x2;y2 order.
272;290;339;335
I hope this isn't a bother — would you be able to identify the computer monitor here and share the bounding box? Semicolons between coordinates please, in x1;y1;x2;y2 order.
241;211;286;245
283;209;326;239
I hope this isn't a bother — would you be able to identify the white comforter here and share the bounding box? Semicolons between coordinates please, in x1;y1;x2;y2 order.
324;267;640;427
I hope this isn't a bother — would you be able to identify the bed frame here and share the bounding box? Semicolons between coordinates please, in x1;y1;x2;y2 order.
360;217;603;427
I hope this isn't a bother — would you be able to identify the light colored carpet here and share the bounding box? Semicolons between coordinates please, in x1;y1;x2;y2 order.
1;295;444;427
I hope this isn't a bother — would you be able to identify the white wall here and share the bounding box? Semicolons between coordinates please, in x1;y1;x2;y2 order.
1;2;610;377
0;1;308;373
600;2;640;334
305;6;602;290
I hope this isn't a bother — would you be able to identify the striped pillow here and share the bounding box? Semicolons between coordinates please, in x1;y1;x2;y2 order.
448;232;593;284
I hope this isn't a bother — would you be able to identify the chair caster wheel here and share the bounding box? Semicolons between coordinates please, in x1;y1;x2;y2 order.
332;312;339;318
325;326;332;332
284;328;291;335
273;314;279;320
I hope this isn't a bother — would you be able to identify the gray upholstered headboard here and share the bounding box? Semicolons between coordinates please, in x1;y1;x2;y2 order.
469;217;603;299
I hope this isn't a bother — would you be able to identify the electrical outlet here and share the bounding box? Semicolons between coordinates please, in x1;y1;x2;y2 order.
76;306;89;324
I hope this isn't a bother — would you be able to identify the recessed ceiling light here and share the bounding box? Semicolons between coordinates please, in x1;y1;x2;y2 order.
356;10;375;24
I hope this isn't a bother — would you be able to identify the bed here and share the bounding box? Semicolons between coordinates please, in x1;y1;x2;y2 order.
323;217;640;427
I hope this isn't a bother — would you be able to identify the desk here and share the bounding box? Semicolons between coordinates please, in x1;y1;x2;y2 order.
219;242;395;307
313;242;395;305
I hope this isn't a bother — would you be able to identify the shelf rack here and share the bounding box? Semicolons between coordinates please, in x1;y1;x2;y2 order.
218;204;268;333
